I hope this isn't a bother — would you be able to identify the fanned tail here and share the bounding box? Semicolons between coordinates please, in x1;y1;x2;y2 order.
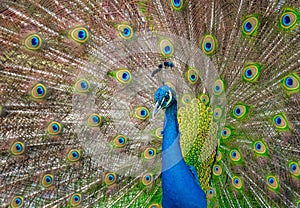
0;0;299;207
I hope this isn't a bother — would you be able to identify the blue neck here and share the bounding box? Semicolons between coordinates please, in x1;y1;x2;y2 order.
162;100;180;151
161;100;207;208
162;100;183;168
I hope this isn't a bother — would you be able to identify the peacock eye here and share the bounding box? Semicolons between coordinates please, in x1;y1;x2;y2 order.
70;193;82;206
165;94;170;100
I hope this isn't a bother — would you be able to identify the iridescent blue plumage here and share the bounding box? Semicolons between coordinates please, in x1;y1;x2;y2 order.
153;86;207;208
0;0;299;207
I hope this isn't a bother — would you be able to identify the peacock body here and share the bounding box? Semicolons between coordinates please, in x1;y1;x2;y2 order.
0;0;299;207
153;85;207;208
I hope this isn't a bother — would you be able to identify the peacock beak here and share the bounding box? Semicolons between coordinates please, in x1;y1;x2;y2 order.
152;101;163;118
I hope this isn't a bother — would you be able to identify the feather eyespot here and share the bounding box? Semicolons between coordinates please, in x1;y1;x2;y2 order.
212;79;225;95
266;175;279;191
10;196;24;208
213;107;222;121
87;114;103;127
70;193;82;206
69;27;89;43
229;149;242;162
142;173;153;185
242;15;260;36
280;73;299;94
272;113;289;131
207;188;216;198
231;103;249;120
181;94;192;104
67;149;81;162
117;24;133;39
108;68;132;84
105;172;117;185
201;35;217;55
159;39;174;58
170;0;184;11
253;140;268;155
24;34;42;50
10;142;25;156
279;8;300;30
119;71;131;82
134;107;150;120
199;94;210;105
213;164;222;176
113;135;128;148
154;127;163;140
288;161;299;177
185;68;199;84
47;121;62;135
31;83;47;99
232;176;243;189
221;126;232;139
242;63;262;82
144;148;156;159
75;79;90;93
41;174;54;188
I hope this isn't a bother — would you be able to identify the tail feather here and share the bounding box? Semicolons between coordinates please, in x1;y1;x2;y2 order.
0;0;300;207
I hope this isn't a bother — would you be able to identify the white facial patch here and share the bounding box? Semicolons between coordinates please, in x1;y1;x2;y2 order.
165;90;172;107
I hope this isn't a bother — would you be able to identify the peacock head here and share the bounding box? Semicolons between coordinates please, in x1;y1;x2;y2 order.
153;85;176;117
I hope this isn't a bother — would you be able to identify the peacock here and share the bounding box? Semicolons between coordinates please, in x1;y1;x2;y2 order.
0;0;299;207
